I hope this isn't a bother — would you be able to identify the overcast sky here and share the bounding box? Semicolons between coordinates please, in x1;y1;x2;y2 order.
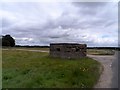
1;1;118;47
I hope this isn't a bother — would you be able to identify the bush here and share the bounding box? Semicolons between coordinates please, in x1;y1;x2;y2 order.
2;35;15;47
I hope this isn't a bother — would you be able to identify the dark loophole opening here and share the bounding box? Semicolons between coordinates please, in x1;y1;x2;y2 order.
56;48;60;51
76;48;79;52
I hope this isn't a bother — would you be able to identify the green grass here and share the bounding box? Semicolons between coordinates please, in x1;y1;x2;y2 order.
3;47;115;55
3;47;49;51
87;49;115;55
2;50;102;88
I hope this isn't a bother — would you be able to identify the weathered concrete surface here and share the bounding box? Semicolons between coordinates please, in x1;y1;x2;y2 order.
88;51;118;88
50;43;87;59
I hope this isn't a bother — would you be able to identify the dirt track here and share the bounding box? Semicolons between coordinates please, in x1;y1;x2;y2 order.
88;52;117;88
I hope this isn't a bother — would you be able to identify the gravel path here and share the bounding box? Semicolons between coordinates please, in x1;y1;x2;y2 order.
88;52;117;88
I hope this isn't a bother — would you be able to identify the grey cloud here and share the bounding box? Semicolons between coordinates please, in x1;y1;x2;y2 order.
72;2;107;8
48;33;70;39
104;20;116;27
1;2;118;47
43;14;89;30
2;18;12;28
72;2;108;16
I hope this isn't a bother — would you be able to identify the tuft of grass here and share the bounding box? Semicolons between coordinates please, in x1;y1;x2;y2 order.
2;49;102;88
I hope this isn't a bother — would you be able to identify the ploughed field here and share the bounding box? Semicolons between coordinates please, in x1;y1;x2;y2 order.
2;49;102;88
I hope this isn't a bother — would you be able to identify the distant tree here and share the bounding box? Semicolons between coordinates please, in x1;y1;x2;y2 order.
2;35;15;47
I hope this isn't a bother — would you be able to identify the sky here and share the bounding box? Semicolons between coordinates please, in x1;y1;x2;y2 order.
1;0;118;47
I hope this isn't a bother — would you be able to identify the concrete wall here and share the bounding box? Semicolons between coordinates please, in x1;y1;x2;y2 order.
50;43;87;59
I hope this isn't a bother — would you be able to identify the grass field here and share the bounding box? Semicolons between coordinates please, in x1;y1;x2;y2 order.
3;47;115;55
87;49;115;55
2;49;102;88
3;47;49;51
